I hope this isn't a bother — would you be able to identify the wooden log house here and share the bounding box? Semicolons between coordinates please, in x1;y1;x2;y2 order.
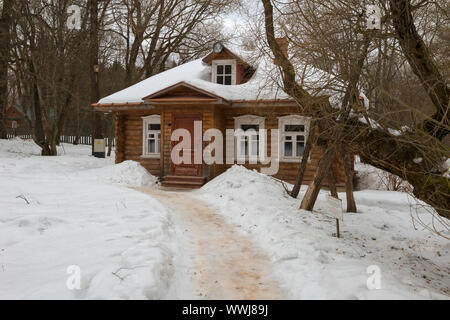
93;42;348;188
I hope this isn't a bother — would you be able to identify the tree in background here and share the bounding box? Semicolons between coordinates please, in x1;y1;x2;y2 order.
105;0;235;87
5;0;236;154
0;0;13;139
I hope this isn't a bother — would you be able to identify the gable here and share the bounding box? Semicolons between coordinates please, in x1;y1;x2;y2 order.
142;82;228;104
202;47;249;67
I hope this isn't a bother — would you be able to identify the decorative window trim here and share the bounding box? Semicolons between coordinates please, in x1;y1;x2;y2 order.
278;115;311;163
234;115;265;161
141;115;161;159
211;59;237;85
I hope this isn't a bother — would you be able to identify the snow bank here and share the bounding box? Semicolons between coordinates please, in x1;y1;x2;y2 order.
355;162;389;190
0;138;41;156
202;165;286;200
355;161;411;191
77;160;159;187
197;165;450;299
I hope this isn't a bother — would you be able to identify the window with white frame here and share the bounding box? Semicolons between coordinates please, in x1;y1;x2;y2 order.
212;60;236;85
234;115;265;159
278;115;311;161
142;115;161;157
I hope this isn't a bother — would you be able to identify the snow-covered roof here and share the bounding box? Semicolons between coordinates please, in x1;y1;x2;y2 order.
97;46;343;106
98;57;291;105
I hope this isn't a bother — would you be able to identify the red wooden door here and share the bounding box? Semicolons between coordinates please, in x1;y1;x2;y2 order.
171;114;203;176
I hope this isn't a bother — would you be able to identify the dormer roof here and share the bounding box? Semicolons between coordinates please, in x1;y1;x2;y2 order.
202;46;251;69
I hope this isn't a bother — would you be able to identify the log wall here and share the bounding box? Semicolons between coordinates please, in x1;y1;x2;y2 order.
113;104;347;186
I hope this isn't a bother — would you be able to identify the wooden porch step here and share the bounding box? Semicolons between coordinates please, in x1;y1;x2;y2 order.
161;176;207;189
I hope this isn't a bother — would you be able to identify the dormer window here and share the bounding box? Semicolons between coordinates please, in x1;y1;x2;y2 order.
212;60;236;85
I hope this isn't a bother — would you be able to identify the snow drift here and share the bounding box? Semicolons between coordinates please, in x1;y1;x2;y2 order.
0;138;41;156
77;160;159;187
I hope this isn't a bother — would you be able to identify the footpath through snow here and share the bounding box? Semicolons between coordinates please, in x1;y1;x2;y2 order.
136;188;283;299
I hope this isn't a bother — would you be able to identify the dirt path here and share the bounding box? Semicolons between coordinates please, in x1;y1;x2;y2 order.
136;187;284;300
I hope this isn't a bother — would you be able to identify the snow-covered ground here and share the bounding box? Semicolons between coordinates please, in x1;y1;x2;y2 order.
0;139;172;299
195;166;450;299
0;138;449;300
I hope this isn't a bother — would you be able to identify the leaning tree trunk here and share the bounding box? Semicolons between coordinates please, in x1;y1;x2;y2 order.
389;0;449;140
327;163;339;199
291;121;316;198
300;146;336;211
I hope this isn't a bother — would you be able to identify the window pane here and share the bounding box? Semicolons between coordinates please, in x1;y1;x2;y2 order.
149;124;160;130
217;76;224;84
241;124;259;132
285;124;305;132
224;76;232;85
296;142;305;156
149;139;155;153
217;65;224;74
284;141;293;157
240;141;247;156
296;135;305;142
225;65;232;74
251;140;259;155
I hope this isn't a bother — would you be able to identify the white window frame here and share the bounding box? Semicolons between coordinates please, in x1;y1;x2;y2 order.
142;115;161;158
211;59;237;85
278;115;311;162
234;115;265;161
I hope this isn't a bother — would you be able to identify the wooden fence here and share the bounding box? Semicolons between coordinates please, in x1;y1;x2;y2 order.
6;134;115;147
7;134;33;140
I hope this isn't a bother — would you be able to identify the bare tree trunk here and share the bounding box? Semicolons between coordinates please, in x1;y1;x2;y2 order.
389;0;449;139
0;0;13;139
327;164;339;199
90;0;103;154
29;58;54;156
291;121;316;198
300;146;336;211
342;152;357;212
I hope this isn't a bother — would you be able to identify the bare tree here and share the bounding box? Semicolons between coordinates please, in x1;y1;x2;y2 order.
260;0;449;220
105;0;234;86
10;1;90;155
